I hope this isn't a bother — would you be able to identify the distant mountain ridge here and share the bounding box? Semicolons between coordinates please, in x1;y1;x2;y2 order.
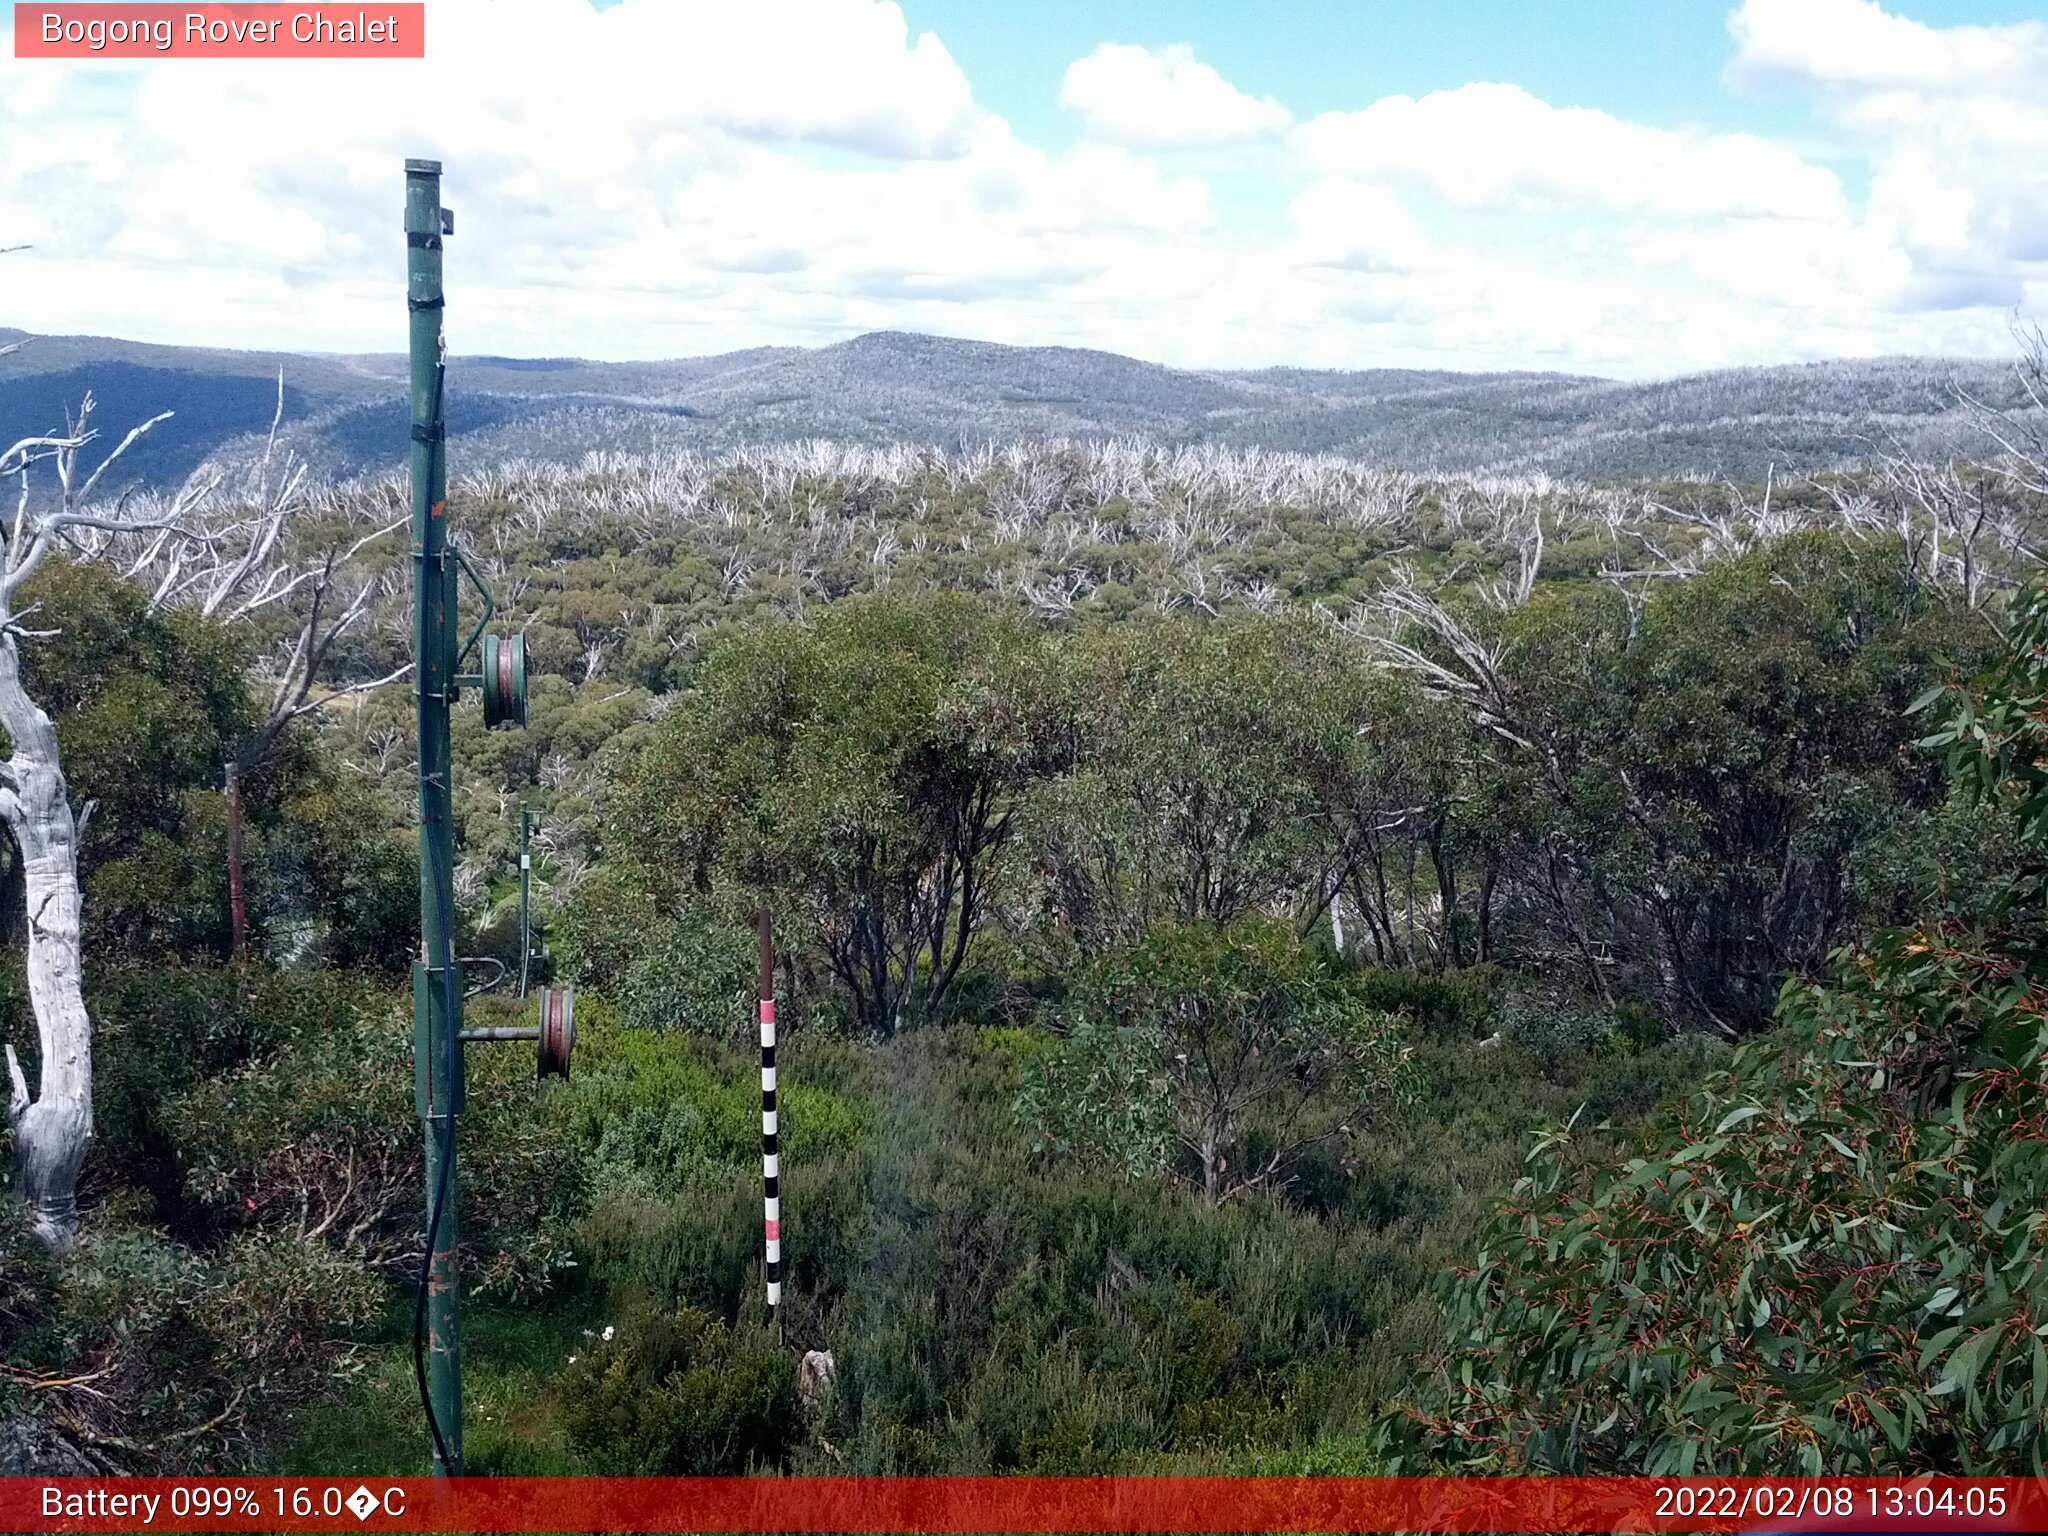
0;325;2027;496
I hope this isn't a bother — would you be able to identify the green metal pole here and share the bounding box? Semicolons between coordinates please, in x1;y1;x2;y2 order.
406;156;463;1478
518;804;532;999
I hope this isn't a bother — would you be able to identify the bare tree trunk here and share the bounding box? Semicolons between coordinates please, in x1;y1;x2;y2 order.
0;634;92;1252
224;760;248;961
0;384;212;1253
1430;820;1462;968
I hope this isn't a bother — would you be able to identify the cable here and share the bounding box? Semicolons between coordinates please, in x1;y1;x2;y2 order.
412;357;459;1477
414;831;459;1474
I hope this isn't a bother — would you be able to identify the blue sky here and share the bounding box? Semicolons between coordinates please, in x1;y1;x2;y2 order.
910;1;1743;141
5;0;2048;375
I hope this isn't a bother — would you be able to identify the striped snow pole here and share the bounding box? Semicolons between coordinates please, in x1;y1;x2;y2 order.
758;907;781;1313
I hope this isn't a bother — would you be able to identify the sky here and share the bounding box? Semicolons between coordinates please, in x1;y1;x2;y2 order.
2;0;2047;378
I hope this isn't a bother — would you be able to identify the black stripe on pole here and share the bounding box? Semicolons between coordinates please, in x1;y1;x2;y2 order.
760;906;781;1315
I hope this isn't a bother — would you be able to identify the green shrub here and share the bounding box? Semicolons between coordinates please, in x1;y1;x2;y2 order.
84;962;366;1207
558;1303;797;1473
1495;987;1632;1072
163;987;586;1298
1337;963;1501;1040
0;1205;381;1468
562;1011;871;1201
1020;920;1413;1202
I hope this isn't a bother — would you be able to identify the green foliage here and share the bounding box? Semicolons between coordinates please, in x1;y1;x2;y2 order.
9;457;2025;1480
1337;963;1501;1041
86;962;369;1207
558;1303;798;1473
1024;616;1412;942
1493;986;1663;1075
0;561;414;967
529;531;1970;1038
1393;577;2048;1473
4;561;251;956
561;1006;871;1203
0;1199;382;1466
613;590;1065;1036
1021;919;1413;1203
257;774;418;973
1466;534;1985;1027
558;878;757;1037
1016;1014;1175;1181
162;987;587;1299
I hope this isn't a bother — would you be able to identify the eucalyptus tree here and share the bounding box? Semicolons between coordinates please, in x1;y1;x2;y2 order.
121;383;407;957
1395;575;2048;1474
1023;613;1431;948
1356;534;1981;1030
614;591;1065;1037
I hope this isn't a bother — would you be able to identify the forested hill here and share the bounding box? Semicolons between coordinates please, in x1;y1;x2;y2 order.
0;324;2026;494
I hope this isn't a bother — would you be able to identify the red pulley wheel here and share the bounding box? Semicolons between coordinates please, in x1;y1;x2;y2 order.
537;986;574;1079
482;632;528;729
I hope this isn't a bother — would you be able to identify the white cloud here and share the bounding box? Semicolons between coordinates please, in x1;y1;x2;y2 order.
1623;214;1914;310
0;0;1218;356
1295;83;1845;221
0;0;2039;379
1728;0;2047;91
1723;0;2048;315
1288;182;1430;272
1060;42;1290;149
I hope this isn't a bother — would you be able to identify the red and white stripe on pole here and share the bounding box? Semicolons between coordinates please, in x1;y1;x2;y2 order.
758;908;780;1310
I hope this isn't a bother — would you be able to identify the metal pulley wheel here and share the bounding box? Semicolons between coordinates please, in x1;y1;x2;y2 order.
537;986;574;1079
482;631;527;729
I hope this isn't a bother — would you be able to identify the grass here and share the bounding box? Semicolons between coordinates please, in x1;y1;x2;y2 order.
276;1287;607;1475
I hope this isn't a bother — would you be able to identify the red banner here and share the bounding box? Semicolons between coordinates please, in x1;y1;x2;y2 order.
2;1476;2043;1533
13;5;425;59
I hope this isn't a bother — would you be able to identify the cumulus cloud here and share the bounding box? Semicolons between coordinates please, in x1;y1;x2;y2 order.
0;0;1218;356
1295;82;1845;221
1723;0;2048;314
1060;42;1290;149
1728;0;2047;91
1288;182;1430;272
0;0;2039;377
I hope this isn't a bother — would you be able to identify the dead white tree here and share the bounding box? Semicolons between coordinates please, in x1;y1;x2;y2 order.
1346;569;1538;759
1;394;207;1250
1477;508;1546;611
1954;323;2048;500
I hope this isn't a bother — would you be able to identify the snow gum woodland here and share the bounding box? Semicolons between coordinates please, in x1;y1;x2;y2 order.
4;343;2048;1475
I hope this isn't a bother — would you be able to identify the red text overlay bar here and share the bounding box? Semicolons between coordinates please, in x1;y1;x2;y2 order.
14;5;424;58
4;1477;2044;1533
